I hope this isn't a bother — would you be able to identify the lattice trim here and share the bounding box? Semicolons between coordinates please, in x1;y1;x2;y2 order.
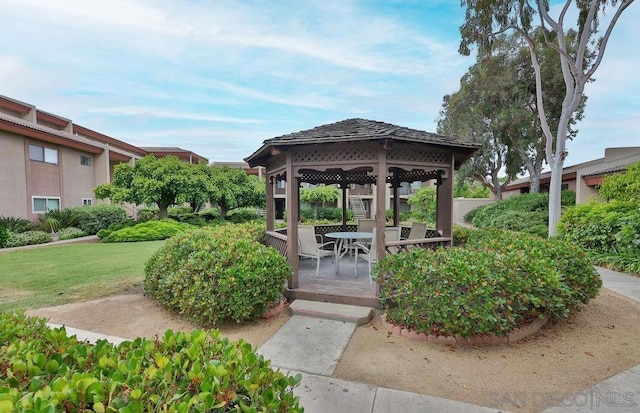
293;145;378;164
388;146;449;165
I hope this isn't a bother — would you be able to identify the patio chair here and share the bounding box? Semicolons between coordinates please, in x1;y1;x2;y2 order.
402;222;427;240
298;225;335;277
353;227;400;283
346;218;376;256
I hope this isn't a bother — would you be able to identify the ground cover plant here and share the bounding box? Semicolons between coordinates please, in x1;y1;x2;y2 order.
100;219;193;243
3;231;53;248
0;241;164;311
144;223;289;325
0;312;302;412
464;191;576;237
376;227;601;338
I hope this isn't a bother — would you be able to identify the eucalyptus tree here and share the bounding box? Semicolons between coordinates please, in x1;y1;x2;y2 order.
459;0;634;236
438;40;524;200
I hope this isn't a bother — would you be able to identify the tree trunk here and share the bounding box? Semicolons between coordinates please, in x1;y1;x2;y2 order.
547;157;564;237
158;203;169;219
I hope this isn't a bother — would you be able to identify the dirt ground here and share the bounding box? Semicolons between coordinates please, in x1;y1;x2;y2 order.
26;287;640;413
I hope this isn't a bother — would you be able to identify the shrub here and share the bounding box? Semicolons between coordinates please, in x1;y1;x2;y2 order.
463;204;488;223
0;227;9;248
598;160;640;203
226;208;263;223
57;226;88;240
96;219;136;239
469;191;575;236
376;228;601;337
300;207;353;222
558;201;640;274
102;219;193;243
0;215;36;233
173;212;207;226
71;204;129;234
0;312;302;412
144;224;290;325
136;207;159;222
4;231;53;247
199;207;222;221
39;215;60;233
39;208;82;230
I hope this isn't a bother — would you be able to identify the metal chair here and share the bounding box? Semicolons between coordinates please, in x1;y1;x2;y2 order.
402;222;427;240
298;225;335;277
353;227;400;283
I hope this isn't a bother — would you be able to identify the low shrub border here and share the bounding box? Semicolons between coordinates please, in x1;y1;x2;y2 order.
0;312;303;412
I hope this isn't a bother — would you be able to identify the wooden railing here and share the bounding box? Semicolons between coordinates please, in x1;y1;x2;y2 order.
385;237;451;254
266;231;287;257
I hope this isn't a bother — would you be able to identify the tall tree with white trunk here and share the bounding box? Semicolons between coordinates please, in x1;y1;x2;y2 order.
459;0;634;236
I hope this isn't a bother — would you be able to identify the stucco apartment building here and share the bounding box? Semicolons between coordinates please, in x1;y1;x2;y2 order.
0;95;206;222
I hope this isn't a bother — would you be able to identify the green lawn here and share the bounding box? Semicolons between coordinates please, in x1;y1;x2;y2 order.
0;241;165;311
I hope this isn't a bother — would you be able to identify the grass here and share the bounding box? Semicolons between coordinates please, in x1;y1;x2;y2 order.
0;241;164;311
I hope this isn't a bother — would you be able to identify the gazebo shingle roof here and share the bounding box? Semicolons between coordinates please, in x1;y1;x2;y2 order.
245;118;480;166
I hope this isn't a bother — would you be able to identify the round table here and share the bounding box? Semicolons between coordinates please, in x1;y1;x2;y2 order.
325;232;373;273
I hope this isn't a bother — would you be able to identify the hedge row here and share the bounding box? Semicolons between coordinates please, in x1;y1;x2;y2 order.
376;227;601;338
0;312;302;412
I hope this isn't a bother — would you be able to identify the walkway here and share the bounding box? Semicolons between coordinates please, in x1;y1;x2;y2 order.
45;266;640;412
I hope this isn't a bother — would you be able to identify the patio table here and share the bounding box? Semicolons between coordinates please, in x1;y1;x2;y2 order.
325;231;373;273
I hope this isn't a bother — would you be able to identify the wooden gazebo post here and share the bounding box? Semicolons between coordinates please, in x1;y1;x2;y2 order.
285;152;299;289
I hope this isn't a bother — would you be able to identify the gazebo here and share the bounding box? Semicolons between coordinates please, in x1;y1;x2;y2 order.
245;118;480;306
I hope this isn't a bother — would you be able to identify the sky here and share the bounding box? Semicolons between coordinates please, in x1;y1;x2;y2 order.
0;1;638;168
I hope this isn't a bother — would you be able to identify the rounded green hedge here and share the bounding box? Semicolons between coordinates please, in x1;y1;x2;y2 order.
376;228;601;338
0;312;302;412
144;223;290;325
102;219;193;242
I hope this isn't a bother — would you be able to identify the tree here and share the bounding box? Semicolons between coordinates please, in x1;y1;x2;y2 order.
454;176;491;198
460;0;634;236
438;46;524;199
439;31;584;197
599;161;640;202
407;186;437;222
207;166;265;218
94;155;208;219
300;185;340;213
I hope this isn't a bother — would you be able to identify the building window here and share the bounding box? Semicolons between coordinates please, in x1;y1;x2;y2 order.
81;156;91;166
82;198;93;206
561;183;569;191
29;144;58;164
32;197;60;213
277;180;286;189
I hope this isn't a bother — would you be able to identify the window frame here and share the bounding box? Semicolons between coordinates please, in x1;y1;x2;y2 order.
29;144;58;164
82;198;93;206
80;155;92;167
32;196;61;214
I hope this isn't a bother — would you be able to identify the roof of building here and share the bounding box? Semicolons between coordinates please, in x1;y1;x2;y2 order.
581;152;640;177
245;118;481;166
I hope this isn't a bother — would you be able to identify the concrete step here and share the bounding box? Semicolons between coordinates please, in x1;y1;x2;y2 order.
289;299;374;326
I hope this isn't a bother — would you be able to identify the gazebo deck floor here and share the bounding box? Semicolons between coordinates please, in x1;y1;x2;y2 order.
286;255;380;308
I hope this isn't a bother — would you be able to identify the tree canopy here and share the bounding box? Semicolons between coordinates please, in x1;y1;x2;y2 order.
439;30;584;198
459;0;634;236
94;155;208;219
207;166;265;218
